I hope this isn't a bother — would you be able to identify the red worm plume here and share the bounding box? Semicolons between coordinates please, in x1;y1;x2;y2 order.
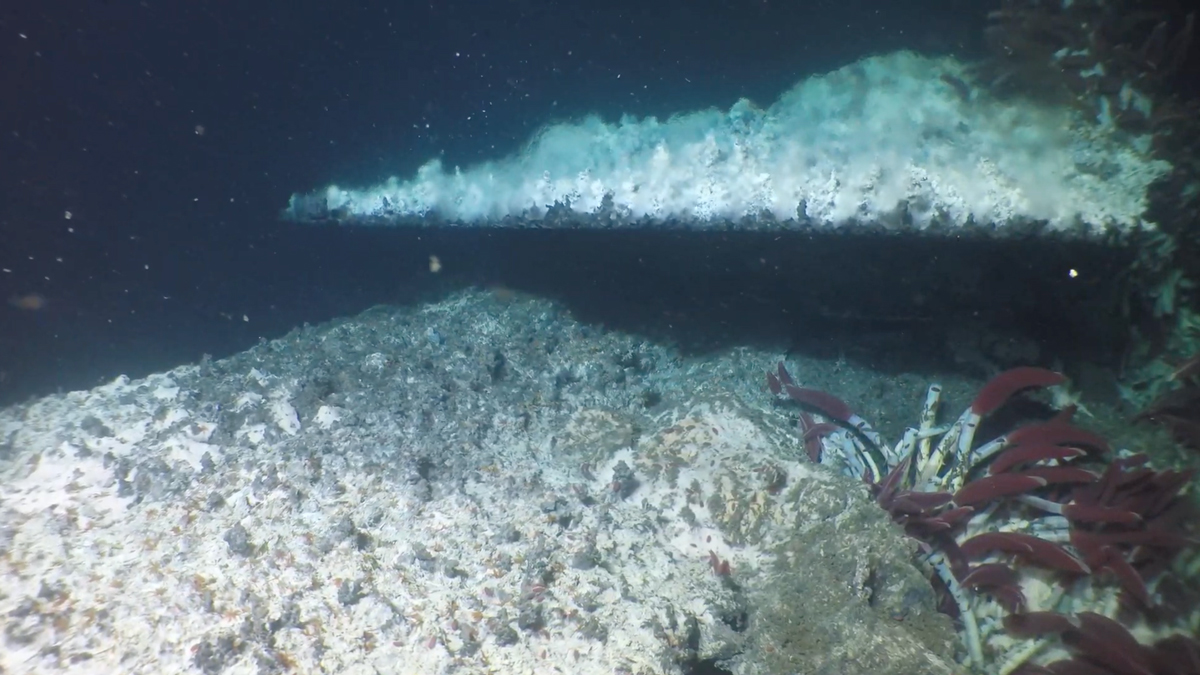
954;474;1048;506
1002;610;1079;638
784;384;854;423
988;443;1088;474
1005;421;1111;453
1016;466;1100;485
960;532;1090;574
970;367;1066;416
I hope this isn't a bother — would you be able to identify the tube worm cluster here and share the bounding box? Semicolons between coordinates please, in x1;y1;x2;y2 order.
1136;353;1200;451
767;363;1199;673
978;0;1195;136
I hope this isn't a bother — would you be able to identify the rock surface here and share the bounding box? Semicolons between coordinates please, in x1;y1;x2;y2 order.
0;293;958;674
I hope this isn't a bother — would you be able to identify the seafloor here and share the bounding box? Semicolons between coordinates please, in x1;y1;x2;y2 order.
1;290;1195;675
